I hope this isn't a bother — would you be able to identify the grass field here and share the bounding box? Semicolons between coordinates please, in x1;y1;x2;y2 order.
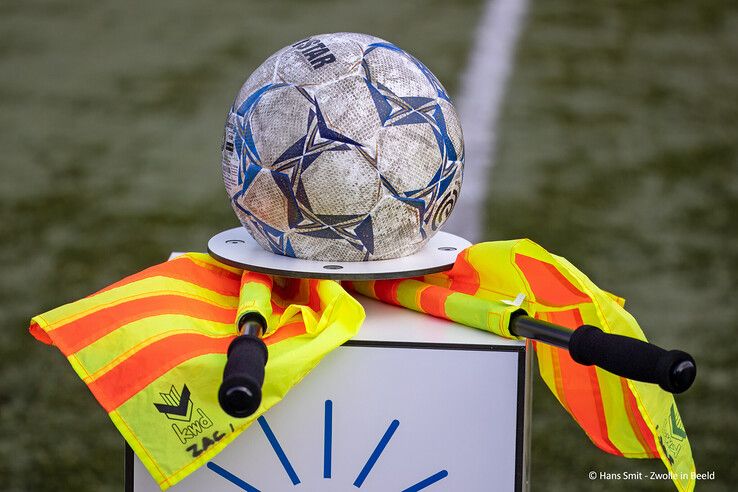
488;1;737;490
0;0;735;490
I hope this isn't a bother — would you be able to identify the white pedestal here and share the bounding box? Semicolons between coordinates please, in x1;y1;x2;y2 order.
126;295;531;491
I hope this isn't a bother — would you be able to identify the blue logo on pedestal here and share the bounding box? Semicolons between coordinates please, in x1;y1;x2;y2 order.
207;400;448;491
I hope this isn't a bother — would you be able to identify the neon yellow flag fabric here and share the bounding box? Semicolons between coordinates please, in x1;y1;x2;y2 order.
347;239;695;492
30;253;364;489
30;241;695;491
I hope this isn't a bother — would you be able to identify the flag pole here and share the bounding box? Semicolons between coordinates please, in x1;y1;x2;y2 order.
508;312;696;394
218;313;269;418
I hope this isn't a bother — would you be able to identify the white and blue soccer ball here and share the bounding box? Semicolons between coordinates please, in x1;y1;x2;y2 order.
222;32;464;261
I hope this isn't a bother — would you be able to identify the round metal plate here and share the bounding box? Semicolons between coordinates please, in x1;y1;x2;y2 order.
207;227;471;280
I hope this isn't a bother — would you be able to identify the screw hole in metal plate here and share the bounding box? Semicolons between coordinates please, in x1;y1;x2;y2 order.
226;239;245;245
323;264;344;270
438;246;457;251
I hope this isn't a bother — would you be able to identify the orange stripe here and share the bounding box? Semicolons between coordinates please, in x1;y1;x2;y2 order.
549;309;622;456
270;300;286;316
418;285;452;318
51;295;237;355
241;271;273;290
549;347;572;413
307;279;322;312
373;279;403;305
586;365;623;455
533;337;570;413
95;256;241;297
621;378;660;457
448;250;480;295
88;333;233;412
30;321;53;345
263;321;307;346
515;254;589;306
535;313;572;414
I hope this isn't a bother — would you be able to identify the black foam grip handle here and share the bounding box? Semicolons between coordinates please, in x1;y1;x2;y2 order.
218;334;268;418
569;325;696;393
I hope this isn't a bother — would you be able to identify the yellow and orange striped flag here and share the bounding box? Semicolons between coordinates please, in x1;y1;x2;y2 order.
348;239;695;492
30;253;364;489
31;240;695;491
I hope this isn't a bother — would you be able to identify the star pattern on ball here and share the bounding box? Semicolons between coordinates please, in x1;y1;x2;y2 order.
362;45;462;239
233;85;381;258
364;42;450;102
225;37;463;260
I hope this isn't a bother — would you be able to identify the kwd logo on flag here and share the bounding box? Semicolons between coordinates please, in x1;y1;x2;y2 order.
154;385;193;421
154;384;225;455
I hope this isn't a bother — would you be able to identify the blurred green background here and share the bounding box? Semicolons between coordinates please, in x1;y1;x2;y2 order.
487;1;737;491
0;0;734;490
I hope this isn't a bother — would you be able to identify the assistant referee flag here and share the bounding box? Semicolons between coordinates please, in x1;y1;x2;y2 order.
30;252;364;489
31;241;694;491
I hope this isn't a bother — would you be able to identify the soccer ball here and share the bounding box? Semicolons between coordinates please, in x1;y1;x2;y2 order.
221;32;464;261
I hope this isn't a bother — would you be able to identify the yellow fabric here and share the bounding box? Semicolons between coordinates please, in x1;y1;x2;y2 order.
30;253;365;490
30;244;695;491
350;239;695;492
469;240;695;492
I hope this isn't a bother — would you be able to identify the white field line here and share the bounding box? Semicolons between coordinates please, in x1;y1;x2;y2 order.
443;0;528;242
